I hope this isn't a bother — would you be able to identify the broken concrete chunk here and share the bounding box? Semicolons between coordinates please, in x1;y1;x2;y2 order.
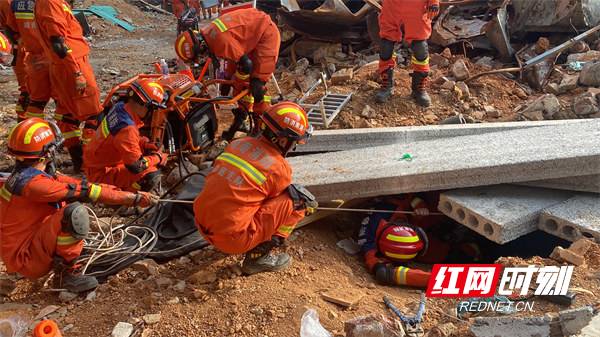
361;105;377;119
456;82;470;100
143;313;161;325
112;322;134;337
522;110;545;121
451;59;470;81
344;313;405;337
559;74;580;92
483;105;500;117
544;83;562;95
322;289;364;308
132;259;159;276
568;238;594;256
430;53;449;69
572;94;599;116
59;291;78;303
294;58;310;76
475;56;493;69
566;50;600;63
579;59;600;87
559;306;594;336
522;94;561;118
331;68;353;84
550;246;584;266
570;41;590;54
441;80;456;90
538;194;600;242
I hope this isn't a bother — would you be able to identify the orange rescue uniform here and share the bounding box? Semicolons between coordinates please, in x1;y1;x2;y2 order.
34;0;102;147
0;163;127;278
194;136;305;254
0;0;28;119
378;0;432;73
200;8;279;115
171;0;186;19
6;0;62;121
83;102;161;192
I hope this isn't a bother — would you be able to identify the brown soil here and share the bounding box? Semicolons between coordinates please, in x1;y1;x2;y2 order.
0;1;598;337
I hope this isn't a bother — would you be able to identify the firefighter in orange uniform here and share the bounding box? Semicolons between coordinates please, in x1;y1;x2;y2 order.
83;78;168;193
0;118;158;292
34;0;104;169
375;0;439;106
194;102;315;275
6;0;64;124
358;193;481;287
171;0;186;19
0;0;28;120
174;8;280;132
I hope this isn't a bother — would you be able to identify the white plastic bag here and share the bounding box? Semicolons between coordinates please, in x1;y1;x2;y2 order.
300;308;332;337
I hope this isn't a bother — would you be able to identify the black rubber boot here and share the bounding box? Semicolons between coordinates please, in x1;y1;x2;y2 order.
62;202;89;240
52;256;98;292
375;68;394;103
67;143;84;172
241;237;291;275
222;108;250;140
140;170;162;192
410;72;431;107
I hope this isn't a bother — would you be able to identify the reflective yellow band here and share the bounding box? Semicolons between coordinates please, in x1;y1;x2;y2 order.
212;18;227;32
396;266;408;285
277;107;307;125
62;4;72;14
101;118;109;137
88;184;101;202
386;252;417;260
57;235;79;245
277;225;295;235
15;13;35;19
54;114;64;121
16;106;24;112
26;111;45;118
241;95;254;103
0;186;12;202
258;95;271;103
235;71;249;80
62;130;81;139
386;234;419;243
81;138;91;145
410;197;424;209
217;152;265;185
24;123;48;144
132;182;141;190
411;56;429;66
177;36;186;58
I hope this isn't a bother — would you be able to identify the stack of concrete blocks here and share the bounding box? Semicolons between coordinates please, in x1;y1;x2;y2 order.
539;194;600;242
289;119;600;243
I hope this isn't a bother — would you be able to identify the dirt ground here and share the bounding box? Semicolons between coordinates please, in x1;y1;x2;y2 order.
0;2;598;337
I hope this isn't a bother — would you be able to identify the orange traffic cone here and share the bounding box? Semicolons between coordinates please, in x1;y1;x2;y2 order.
32;320;62;337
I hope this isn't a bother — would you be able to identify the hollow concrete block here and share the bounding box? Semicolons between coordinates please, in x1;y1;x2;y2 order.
438;185;575;244
538;194;600;243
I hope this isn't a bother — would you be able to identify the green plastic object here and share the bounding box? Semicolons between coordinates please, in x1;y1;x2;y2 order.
398;153;415;162
73;6;134;31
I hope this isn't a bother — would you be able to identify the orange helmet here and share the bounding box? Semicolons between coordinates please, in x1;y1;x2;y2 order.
128;78;167;109
7;118;63;159
0;32;14;66
174;29;208;63
376;221;428;262
260;102;313;155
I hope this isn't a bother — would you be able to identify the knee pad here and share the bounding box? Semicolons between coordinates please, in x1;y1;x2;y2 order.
140;170;161;192
62;202;89;240
411;40;429;61
379;38;396;61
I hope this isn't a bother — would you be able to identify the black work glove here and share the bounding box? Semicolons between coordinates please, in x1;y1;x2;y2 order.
287;183;318;215
249;78;266;103
238;53;253;75
374;262;397;285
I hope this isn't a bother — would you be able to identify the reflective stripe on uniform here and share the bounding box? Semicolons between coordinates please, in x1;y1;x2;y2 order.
132;182;141;190
235;71;249;80
24;123;48;144
276;224;295;235
61;3;72;14
410;197;424;209
411;55;429;66
217;152;266;185
385;234;419;243
54;113;64;121
88;184;101;202
100;118;109;138
81;137;91;145
258;95;271;103
396;266;408;285
57;235;79;246
14;12;35;19
0;186;12;202
62;130;81;140
25;111;44;118
211;18;227;32
385;251;418;260
241;95;254;103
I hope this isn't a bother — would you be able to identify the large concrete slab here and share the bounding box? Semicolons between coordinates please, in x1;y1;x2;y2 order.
289;119;600;202
470;316;553;337
539;194;600;243
517;175;600;193
438;185;575;244
297;119;590;153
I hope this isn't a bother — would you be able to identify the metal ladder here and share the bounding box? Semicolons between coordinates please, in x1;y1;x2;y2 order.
297;73;354;129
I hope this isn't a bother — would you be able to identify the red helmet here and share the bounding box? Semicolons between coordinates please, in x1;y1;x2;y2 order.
7;118;62;159
174;29;207;63
0;32;14;66
128;78;167;109
376;221;428;262
260;102;313;155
